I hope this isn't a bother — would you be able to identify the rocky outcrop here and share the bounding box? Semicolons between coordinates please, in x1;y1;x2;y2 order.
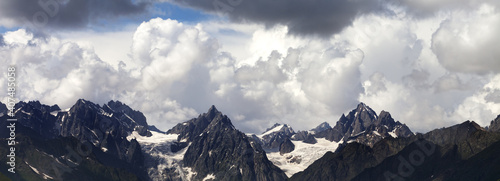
279;138;295;155
11;101;61;138
0;100;149;180
259;123;296;150
314;103;413;147
292;120;500;181
167;105;219;142
489;114;500;132
310;122;331;133
180;106;288;181
293;131;317;144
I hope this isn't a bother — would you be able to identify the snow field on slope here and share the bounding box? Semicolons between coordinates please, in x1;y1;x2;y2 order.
127;131;196;180
265;138;340;177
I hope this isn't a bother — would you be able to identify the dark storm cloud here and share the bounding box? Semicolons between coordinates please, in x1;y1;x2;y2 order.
173;0;384;37
0;0;150;29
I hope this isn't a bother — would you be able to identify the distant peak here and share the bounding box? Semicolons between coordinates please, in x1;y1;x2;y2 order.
263;123;282;134
75;99;91;105
318;122;330;126
208;105;219;113
356;102;371;111
311;122;331;133
461;120;483;130
378;110;391;119
107;100;124;106
353;102;378;119
206;105;221;119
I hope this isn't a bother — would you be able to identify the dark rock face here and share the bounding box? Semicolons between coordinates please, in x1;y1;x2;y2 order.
12;101;61;138
292;120;500;181
180;106;288;181
310;122;331;133
0;124;142;181
59;99;149;166
0;102;7;115
293;131;317;144
167;105;218;142
314;103;413;147
259;123;295;150
0;100;150;180
314;103;378;142
279;138;295;155
489;114;500;132
348;111;413;147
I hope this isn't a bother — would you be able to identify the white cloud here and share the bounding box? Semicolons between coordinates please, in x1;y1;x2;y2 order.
432;4;500;74
3;1;500;134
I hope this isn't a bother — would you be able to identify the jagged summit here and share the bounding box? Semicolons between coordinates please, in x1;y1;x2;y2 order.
264;123;284;134
311;122;332;133
168;105;288;180
354;102;378;120
262;123;294;135
167;105;235;142
313;102;413;146
205;105;221;120
489;114;500;132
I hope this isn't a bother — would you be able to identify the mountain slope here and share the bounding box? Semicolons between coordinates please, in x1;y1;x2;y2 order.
0;100;149;180
292;120;500;181
489;114;500;132
168;106;288;181
0;120;141;181
314;103;413;146
253;102;413;177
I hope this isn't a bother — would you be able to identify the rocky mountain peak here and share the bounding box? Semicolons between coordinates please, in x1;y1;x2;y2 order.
181;107;288;180
264;123;283;133
488;114;500;132
354;102;378;120
258;123;296;150
262;123;295;136
205;105;221;120
311;122;331;133
206;113;235;132
313;103;413;146
373;110;396;127
167;105;231;142
104;100;148;127
424;120;485;147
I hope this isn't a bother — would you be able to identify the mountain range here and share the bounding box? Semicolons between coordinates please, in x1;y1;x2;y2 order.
1;99;499;180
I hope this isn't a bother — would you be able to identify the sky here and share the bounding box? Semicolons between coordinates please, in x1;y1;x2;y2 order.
1;0;500;134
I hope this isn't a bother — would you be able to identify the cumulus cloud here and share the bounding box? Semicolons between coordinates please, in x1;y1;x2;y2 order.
453;74;500;126
0;29;133;109
170;0;383;37
3;0;500;134
0;0;150;29
432;4;500;74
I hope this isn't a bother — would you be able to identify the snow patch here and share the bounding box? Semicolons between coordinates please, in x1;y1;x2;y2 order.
352;130;366;137
129;131;198;180
26;161;54;179
259;124;284;139
389;129;398;138
50;111;59;116
21;110;32;116
202;174;215;181
265;138;339;177
127;131;178;144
